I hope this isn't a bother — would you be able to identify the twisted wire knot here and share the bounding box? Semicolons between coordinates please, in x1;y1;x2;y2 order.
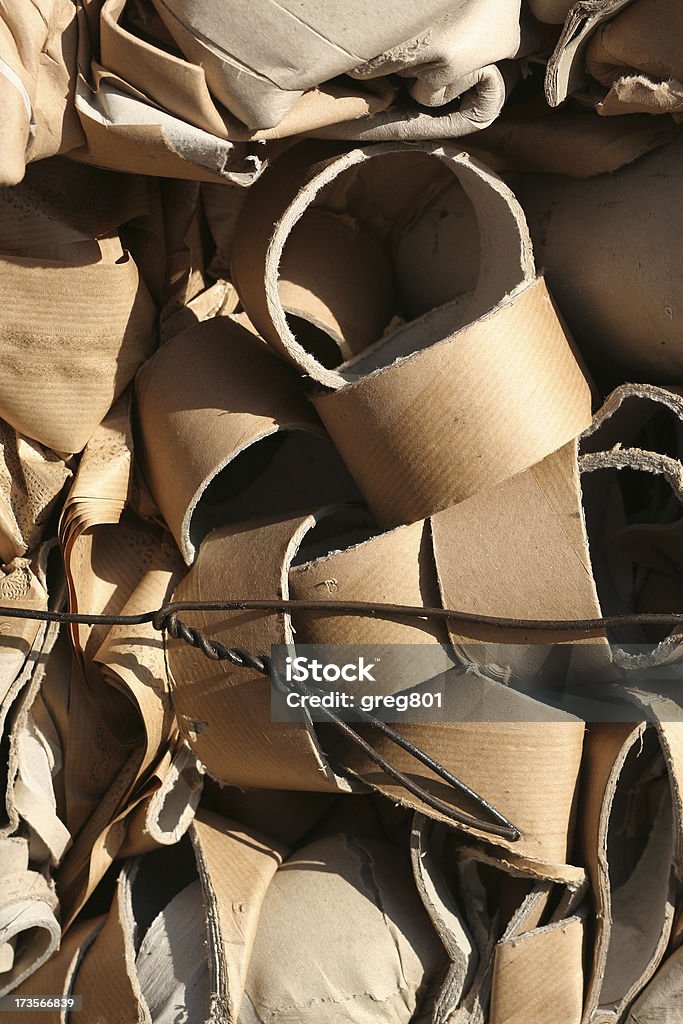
154;609;270;674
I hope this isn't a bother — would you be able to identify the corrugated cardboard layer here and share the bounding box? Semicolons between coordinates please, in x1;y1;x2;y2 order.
410;815;478;1018
337;692;585;866
314;278;591;527
431;440;610;671
490;915;585;1024
68;810;285;1022
0;241;156;453
135;316;358;564
545;0;634;107
167;508;373;792
190;811;286;1021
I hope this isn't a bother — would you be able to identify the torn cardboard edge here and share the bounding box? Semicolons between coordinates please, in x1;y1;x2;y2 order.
134;316;358;564
544;0;635;107
234;140;591;527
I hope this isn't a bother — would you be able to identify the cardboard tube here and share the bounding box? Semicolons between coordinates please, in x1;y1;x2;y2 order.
167;506;374;791
233;141;536;388
234;142;590;526
580;723;675;1021
519;134;683;385
135;316;359;563
313;277;591;527
0;243;156;454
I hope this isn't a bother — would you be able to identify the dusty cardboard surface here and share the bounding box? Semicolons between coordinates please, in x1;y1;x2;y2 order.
1;4;683;1021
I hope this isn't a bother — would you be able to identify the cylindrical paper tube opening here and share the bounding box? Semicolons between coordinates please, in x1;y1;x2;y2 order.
135;317;360;563
580;454;683;651
234;141;534;389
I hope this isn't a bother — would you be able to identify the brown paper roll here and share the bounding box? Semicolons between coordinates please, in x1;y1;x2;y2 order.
135;316;359;563
167;506;374;791
519;134;683;385
242;834;445;1024
580;722;676;1021
234;142;591;527
0;240;156;453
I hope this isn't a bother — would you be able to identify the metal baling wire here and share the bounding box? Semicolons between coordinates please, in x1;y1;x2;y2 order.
3;597;683;843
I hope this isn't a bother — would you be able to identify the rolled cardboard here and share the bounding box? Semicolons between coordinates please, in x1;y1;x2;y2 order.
135;316;359;564
314;277;591;527
8;915;104;1024
242;834;446;1024
70;811;285;1022
0;238;156;453
234;142;535;388
580;722;676;1021
0;860;61;997
518;136;683;384
167;506;375;791
234;141;591;527
167;499;585;864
